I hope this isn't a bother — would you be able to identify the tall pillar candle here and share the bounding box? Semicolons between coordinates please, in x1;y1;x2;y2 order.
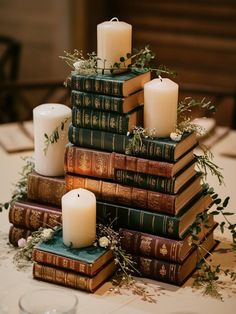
33;103;71;176
62;188;96;248
144;78;178;137
97;18;132;69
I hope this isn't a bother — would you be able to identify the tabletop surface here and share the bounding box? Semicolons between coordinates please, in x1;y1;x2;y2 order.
0;127;236;314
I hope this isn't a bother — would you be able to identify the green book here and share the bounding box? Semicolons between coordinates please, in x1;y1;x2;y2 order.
68;124;197;162
33;229;113;276
71;106;143;134
114;159;196;194
71;90;144;113
96;192;213;240
70;70;151;97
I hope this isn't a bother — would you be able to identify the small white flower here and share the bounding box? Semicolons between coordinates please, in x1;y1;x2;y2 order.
18;238;26;248
170;132;182;142
98;236;110;248
41;228;54;241
26;236;33;243
73;60;86;71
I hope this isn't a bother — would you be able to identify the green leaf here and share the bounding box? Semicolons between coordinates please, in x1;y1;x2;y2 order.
211;211;220;215
120;57;125;62
220;222;225;233
44;133;49;139
223;196;230;208
214;198;222;205
223;212;234;216
212;194;218;199
4;203;9;209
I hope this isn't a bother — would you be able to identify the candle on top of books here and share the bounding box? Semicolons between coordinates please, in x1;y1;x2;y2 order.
62;188;96;248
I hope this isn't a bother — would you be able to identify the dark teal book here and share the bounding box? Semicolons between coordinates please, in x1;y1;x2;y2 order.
70;70;151;97
114;159;196;194
32;229;114;276
68;124;197;162
71;106;143;134
96;192;213;240
71;90;144;113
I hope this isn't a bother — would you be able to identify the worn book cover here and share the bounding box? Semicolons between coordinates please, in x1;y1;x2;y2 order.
68;125;197;162
71;89;144;113
33;259;117;293
33;230;113;276
65;173;202;215
70;70;151;97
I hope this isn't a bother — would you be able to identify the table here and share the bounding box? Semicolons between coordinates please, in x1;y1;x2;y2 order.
0;129;236;314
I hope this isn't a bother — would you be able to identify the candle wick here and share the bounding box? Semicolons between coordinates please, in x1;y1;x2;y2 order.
110;17;119;22
77;194;80;198
158;75;163;82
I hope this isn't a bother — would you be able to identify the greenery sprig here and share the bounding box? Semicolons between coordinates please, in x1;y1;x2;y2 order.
0;156;34;212
60;45;176;84
43;116;70;155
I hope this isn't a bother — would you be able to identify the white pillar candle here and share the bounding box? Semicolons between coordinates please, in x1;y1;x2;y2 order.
97;17;132;69
62;188;96;248
144;78;178;137
33;103;71;176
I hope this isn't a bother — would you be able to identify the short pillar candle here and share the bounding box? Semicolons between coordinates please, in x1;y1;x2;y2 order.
144;78;178;137
62;188;96;248
33;103;71;177
97;18;132;69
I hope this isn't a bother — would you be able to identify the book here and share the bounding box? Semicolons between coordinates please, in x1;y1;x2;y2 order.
71;89;144;113
64;145;195;180
9;201;61;230
96;193;213;239
8;225;31;247
32;229;114;277
68;125;197;162
27;171;66;207
33;259;117;292
119;214;215;263
114;160;196;194
71;106;143;134
70;70;151;97
65;173;202;215
135;228;217;285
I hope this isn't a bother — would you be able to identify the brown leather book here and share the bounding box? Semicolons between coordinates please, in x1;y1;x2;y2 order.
8;201;61;230
135;227;217;285
33;259;117;292
27;171;66;207
64;145;195;179
119;214;215;263
65;173;202;215
8;225;31;247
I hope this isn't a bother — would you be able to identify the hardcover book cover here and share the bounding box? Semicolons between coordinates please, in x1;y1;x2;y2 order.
33;230;114;276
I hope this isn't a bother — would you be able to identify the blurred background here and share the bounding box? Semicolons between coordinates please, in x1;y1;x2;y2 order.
0;0;236;128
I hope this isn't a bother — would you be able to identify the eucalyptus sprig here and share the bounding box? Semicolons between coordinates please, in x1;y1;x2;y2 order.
0;156;34;212
43;116;70;155
178;97;216;118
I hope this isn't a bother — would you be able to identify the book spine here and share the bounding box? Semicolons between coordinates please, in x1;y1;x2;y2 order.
135;256;181;284
64;145;114;179
96;201;180;238
8;225;31;247
72;107;129;134
68;125;175;162
9;203;62;230
33;263;92;292
119;229;182;263
113;153;173;177
115;169;175;194
65;175;175;214
27;174;66;207
32;249;93;276
71;75;123;96
71;90;124;112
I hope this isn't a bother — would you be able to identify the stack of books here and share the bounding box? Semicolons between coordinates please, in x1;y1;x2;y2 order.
64;70;217;285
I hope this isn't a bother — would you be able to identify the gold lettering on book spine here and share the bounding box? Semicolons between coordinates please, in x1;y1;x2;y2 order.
167;220;174;234
78;153;90;172
29;209;41;229
12;206;24;224
160;244;168;257
140;236;152;255
140;258;152;275
159;265;167;277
